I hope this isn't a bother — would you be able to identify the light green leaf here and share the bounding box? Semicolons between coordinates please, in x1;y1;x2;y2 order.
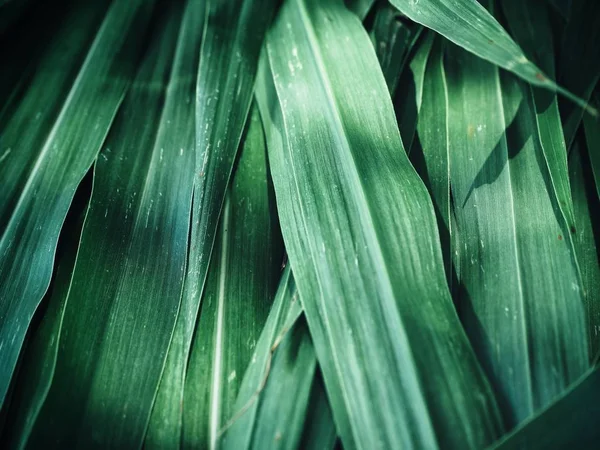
444;34;588;427
177;105;283;449
24;3;198;447
569;135;600;359
0;0;155;408
146;1;277;446
257;0;503;448
388;0;595;113
491;367;600;449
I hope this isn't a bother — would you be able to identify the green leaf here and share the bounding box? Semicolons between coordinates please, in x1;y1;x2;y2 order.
559;0;600;148
256;0;503;448
394;31;435;153
410;37;452;285
444;35;588;427
175;105;283;449
0;0;155;408
146;1;277;446
345;0;374;20
368;2;422;95
583;93;600;200
546;0;571;19
222;267;336;450
569;136;600;359
24;3;198;447
491;367;600;449
388;0;595;114
502;0;577;233
1;179;89;450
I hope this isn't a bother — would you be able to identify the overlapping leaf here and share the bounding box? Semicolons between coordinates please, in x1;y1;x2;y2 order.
444;35;588;426
257;1;503;448
0;0;155;407
24;2;198;447
174;106;283;449
222;267;337;450
388;0;594;112
147;1;277;446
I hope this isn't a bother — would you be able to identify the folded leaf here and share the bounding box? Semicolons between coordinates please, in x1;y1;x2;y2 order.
0;0;155;408
25;3;197;447
257;0;503;448
145;1;277;446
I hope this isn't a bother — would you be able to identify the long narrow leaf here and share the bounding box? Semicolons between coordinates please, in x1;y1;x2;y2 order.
257;1;503;448
0;178;89;450
145;1;276;446
0;0;155;407
223;267;336;450
388;0;595;113
569;136;600;359
410;37;452;285
25;3;197;447
177;105;283;449
445;34;588;426
502;0;576;233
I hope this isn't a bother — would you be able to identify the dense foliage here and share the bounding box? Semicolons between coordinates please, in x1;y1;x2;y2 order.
0;0;599;448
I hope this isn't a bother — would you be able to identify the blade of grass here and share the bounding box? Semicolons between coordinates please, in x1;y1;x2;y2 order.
145;1;277;446
444;22;588;427
25;3;198;447
0;0;156;408
257;0;504;448
388;0;596;115
176;105;284;449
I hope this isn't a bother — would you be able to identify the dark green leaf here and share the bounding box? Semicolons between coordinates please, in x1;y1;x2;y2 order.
175;105;283;449
0;0;155;408
491;367;600;449
146;1;277;446
25;3;197;447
